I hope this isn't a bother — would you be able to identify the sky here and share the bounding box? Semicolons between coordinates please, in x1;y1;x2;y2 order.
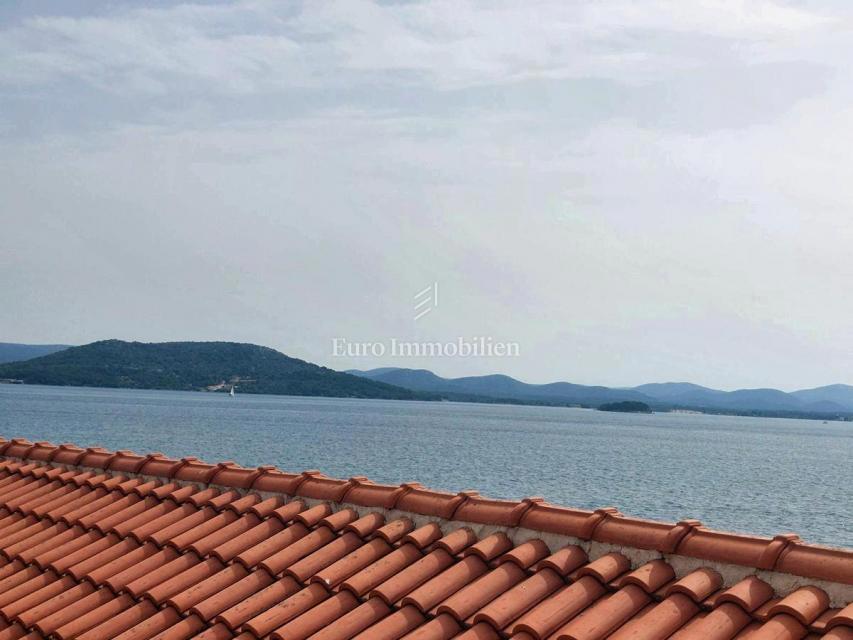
1;0;852;391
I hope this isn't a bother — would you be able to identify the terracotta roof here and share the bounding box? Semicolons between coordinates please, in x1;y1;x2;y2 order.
0;437;851;640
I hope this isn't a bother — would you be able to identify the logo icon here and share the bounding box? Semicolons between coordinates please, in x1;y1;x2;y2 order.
414;282;439;321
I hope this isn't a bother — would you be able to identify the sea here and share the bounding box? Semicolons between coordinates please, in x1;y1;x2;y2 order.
1;384;850;548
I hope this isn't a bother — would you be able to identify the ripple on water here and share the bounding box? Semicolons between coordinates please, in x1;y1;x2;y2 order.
1;384;851;547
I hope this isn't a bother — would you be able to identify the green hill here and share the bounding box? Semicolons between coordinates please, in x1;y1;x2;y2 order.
0;340;433;400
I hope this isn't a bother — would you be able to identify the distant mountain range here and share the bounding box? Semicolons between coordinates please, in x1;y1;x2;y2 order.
0;340;433;400
2;341;851;419
349;368;853;418
632;381;853;414
0;342;71;364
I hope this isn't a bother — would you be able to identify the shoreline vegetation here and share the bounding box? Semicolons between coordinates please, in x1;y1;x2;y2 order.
0;340;851;422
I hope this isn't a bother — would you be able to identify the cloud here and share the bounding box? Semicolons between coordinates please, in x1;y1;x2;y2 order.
0;0;837;95
1;0;852;388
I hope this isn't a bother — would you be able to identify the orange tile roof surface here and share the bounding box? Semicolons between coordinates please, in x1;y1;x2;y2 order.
0;437;851;640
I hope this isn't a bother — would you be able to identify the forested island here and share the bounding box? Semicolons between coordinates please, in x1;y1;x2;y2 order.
599;401;654;414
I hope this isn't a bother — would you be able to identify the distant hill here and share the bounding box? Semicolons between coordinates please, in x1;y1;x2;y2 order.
791;384;853;410
0;343;70;364
632;382;723;404
349;368;853;417
0;340;433;400
633;382;803;411
633;381;853;413
348;368;655;407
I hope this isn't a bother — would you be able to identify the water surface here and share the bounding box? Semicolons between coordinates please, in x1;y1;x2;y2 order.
1;384;850;547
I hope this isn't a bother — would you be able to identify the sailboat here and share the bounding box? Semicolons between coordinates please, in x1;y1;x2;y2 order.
229;385;235;397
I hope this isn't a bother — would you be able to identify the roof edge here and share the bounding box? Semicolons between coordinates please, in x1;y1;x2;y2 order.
2;436;851;587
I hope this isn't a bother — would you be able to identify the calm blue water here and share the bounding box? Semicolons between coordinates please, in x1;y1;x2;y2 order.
1;384;850;547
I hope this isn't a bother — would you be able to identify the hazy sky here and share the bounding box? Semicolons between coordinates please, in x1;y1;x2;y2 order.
2;1;851;390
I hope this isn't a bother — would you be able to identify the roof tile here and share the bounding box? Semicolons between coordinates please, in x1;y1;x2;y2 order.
609;593;700;640
550;583;651;639
472;565;564;629
463;532;514;562
452;495;541;527
745;612;808;640
216;574;301;631
259;526;337;575
172;459;219;484
137;455;183;479
403;523;443;550
211;464;271;489
0;441;850;640
535;544;588;577
25;442;59;463
54;592;137;640
241;581;327;636
776;544;853;585
76;599;158;640
371;548;456;606
32;586;116;636
166;563;249;613
455;622;501;639
401;554;489;613
718;576;777;612
249;469;304;494
344;511;385;538
209;516;286;563
147;612;205;640
511;576;608;639
269;590;359;640
769;586;831;625
108;450;148;473
664;567;723;602
617;559;676;593
319;507;359;532
190;569;276;622
310;596;392;640
312;537;393;589
79;447;119;470
576;551;631;583
395;485;468;519
434;528;479;556
340;542;423;597
397;612;460;639
247;495;285;519
676;528;777;568
293;473;354;502
293;502;333;527
826;603;853;630
269;499;307;524
351;604;425;639
517;502;595;537
141;556;223;603
342;477;410;509
1;440;36;459
285;530;364;583
233;521;310;569
436;560;525;621
496;538;550;569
